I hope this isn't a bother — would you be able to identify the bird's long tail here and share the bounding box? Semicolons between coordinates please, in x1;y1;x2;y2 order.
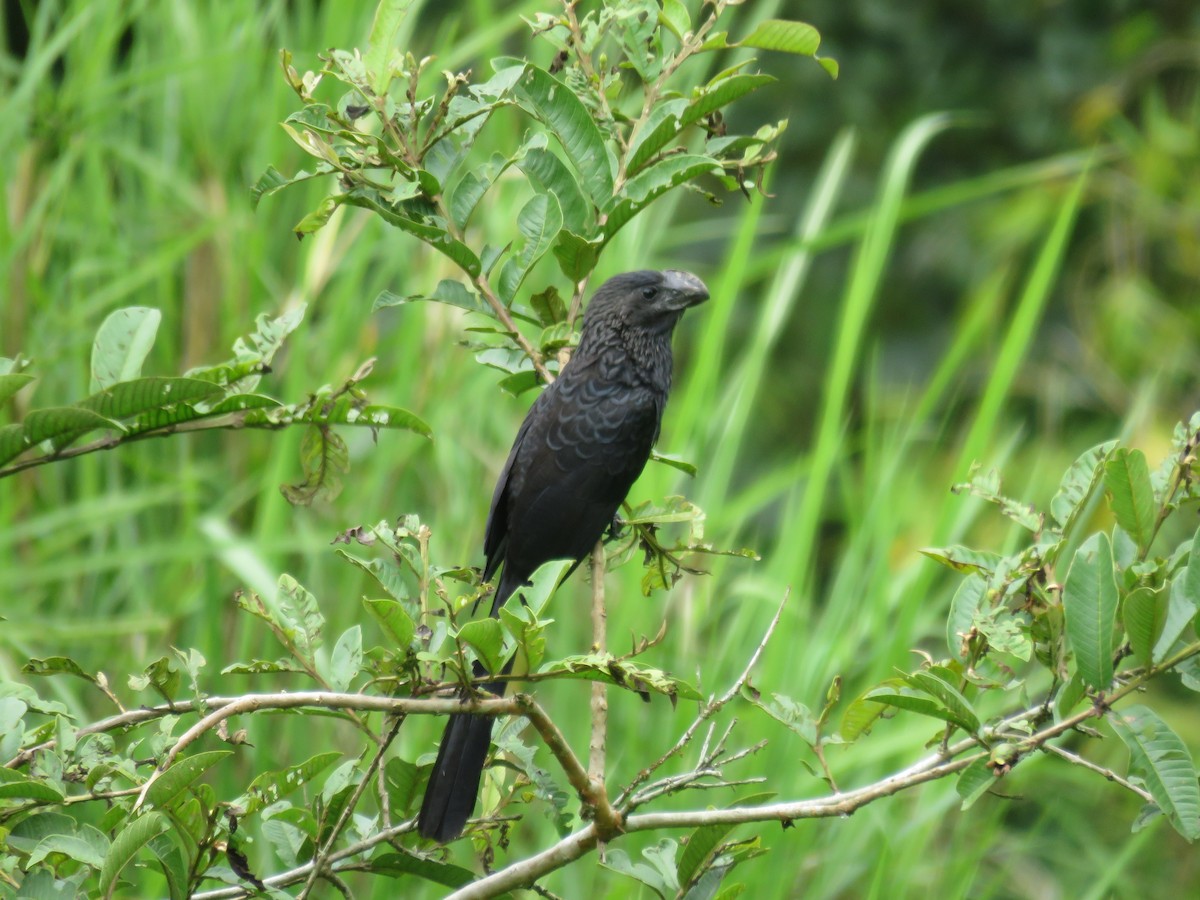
416;569;522;843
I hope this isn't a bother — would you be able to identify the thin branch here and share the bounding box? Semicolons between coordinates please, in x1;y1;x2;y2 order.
298;716;404;899
588;539;608;791
189;820;417;900
1039;743;1155;803
0;409;281;479
471;273;554;384
615;588;789;807
517;695;622;840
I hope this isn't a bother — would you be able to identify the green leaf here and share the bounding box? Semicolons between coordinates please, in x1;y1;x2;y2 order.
146;750;232;811
529;286;568;327
77;376;223;421
293;194;343;235
250;164;334;209
220;658;307;675
1182;524;1200;608
369;852;475;887
738;19;827;61
127;655;181;701
98;812;170;898
22;656;99;684
514;64;614;208
1124;587;1167;669
186;305;305;392
328;625;363;691
602;849;670;899
90;306;162;392
603;155;720;242
650;450;697;477
0;372;35;407
627;99;688;176
457;618;506;674
744;691;816;743
1110;704;1200;841
1153;570;1199;662
904;669;980;734
1063;532;1118;691
309;400;433;437
552;229;601;281
740;17;837;75
946;573;986;659
276;574;325;663
920;545;1002;575
148;831;191;900
28;828;110;869
508;559;572;616
658;0;690;42
241;751;342;816
682;74;775;129
374;279;494;320
127;392;282;436
537;654;702;702
383;756;421;818
677;821;735;891
864;686;973;732
0;407;124;466
0;422;24;467
952;469;1044;532
6;812;77;854
341;189;481;276
499;192;564;304
336;549;411;603
1050;440;1118;533
975;606;1033;662
1105;449;1157;555
518;147;594;234
280;425;348;505
364;598;415;648
0;768;65;802
365;0;415;94
955;757;995;810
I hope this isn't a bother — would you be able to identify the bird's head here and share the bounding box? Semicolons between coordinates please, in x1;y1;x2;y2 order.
583;269;710;335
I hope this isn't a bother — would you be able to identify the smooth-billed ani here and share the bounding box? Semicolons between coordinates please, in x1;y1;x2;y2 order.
417;269;709;842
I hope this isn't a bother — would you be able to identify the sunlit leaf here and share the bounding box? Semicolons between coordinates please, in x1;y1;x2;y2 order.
1124;587;1167;669
364;598;416;648
146;751;232;811
1110;705;1200;841
514;64;614;207
1105;449;1157;555
1050;440;1117;533
956;757;995;810
1063;532;1118;690
90;307;162;392
98;812;170;898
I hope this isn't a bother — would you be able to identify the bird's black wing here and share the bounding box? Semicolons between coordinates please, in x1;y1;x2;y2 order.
495;364;663;588
481;385;555;584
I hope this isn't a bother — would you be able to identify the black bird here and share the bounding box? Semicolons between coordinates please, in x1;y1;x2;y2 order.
417;269;709;843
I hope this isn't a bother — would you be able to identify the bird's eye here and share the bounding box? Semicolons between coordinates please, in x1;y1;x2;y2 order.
642;287;658;299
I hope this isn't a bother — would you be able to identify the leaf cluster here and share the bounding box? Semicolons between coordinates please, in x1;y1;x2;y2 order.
838;415;1200;841
0;307;430;498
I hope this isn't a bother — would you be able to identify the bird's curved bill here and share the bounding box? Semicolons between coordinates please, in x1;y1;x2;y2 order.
663;269;710;308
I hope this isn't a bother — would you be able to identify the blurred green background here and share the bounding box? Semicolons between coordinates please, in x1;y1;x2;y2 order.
2;0;1199;897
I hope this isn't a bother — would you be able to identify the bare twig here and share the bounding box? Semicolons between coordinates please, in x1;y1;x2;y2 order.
615;588;790;807
190;820;417;900
588;539;608;789
518;695;622;840
298;716;404;899
1038;743;1155;803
